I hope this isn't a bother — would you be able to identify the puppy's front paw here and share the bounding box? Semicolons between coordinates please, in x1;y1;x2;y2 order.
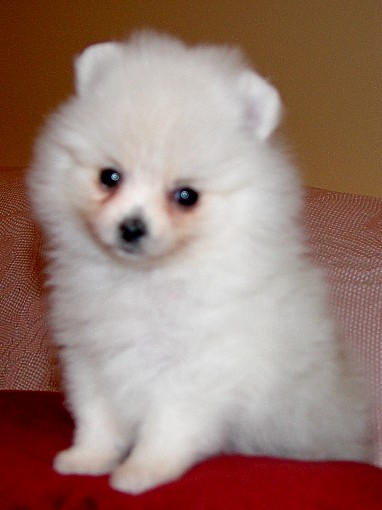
110;462;158;494
110;462;174;494
54;446;119;476
110;455;190;495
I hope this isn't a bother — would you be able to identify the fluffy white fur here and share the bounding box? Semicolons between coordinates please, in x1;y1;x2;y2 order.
28;31;372;494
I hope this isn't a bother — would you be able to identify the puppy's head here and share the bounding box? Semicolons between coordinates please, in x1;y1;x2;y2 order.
31;32;284;266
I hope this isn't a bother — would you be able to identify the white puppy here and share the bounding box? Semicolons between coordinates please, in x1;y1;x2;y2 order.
28;31;372;494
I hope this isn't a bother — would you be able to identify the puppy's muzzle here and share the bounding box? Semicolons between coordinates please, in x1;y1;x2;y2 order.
119;216;147;250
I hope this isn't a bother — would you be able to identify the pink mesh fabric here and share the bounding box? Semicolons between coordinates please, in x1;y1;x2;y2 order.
0;169;381;459
304;187;382;464
0;168;59;391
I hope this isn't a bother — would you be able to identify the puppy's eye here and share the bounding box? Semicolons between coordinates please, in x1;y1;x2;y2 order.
100;168;122;189
173;187;199;208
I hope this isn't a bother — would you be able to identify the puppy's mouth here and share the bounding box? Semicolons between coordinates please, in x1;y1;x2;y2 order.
111;217;175;264
114;240;176;266
88;216;185;265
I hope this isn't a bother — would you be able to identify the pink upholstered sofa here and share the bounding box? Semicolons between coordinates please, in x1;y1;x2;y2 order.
2;167;382;508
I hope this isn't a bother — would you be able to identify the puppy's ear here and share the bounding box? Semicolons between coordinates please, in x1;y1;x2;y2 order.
74;42;121;95
239;71;282;141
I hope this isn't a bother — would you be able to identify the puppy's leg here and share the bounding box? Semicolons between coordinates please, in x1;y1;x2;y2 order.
54;349;128;476
110;409;212;494
110;433;197;494
54;394;127;475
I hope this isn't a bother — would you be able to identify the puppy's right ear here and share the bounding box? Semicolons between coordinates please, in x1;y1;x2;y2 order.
74;42;121;95
239;71;282;142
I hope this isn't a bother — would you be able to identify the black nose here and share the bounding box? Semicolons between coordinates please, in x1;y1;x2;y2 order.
119;217;147;244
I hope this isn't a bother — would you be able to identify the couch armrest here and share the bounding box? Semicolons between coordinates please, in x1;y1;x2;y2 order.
0;168;59;390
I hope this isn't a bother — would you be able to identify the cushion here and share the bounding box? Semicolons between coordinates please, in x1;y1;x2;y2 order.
2;390;382;509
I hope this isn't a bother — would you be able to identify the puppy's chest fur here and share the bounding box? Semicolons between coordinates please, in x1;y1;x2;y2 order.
58;261;223;369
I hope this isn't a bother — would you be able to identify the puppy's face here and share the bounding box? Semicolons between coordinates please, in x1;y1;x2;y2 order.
83;164;206;262
33;33;282;265
65;90;264;265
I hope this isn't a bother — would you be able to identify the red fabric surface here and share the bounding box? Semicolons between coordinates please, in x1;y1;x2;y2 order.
2;391;382;509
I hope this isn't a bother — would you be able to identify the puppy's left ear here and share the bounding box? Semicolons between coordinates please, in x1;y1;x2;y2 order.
239;71;282;141
74;42;122;95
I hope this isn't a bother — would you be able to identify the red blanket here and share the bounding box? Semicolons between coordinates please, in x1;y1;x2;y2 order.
2;391;382;509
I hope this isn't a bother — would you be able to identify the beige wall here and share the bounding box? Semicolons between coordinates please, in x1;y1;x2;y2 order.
1;1;381;196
